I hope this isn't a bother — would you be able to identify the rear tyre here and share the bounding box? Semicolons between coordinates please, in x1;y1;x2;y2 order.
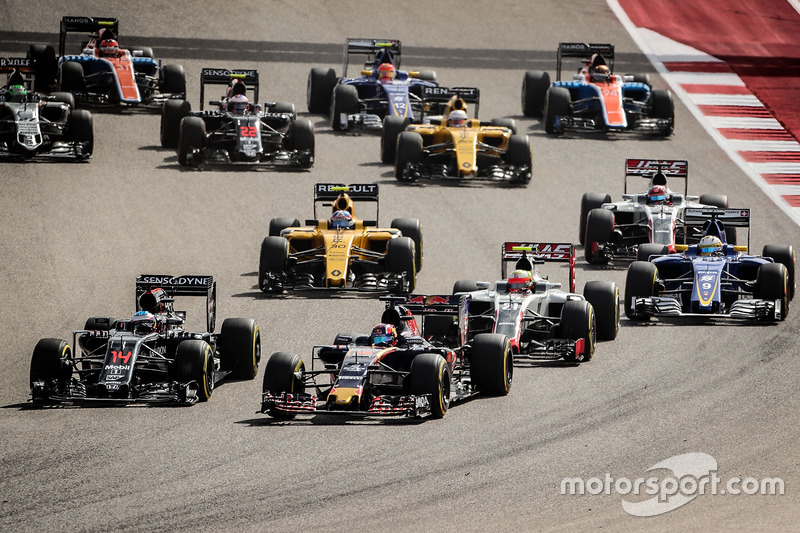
490;117;517;135
390;218;423;272
410;352;450;418
160;63;186;96
259;236;289;292
521;70;551;117
584;208;614;264
263;352;305;419
631;73;652;87
560;300;596;362
755;263;789;320
625;261;658;320
219;318;261;380
762;245;795;300
177;116;205;166
579;193;611;245
331;84;359;131
173;340;214;402
84;317;116;331
30;338;72;392
469;333;513;395
544;86;571;134
416;70;437;82
160;99;191;148
269;218;300;237
452;280;481;294
381;116;410;164
307;67;336;113
59;61;85;93
387;236;416;293
272;102;296;115
505;134;532;185
28;44;58;92
67;109;94;156
583;281;619;341
636;243;668;262
50;92;76;109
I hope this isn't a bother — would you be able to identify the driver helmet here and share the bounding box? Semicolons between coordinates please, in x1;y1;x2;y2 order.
508;269;533;292
99;39;120;58
448;109;468;127
228;93;250;115
131;310;157;335
590;64;610;82
330;210;354;230
8;84;27;102
647;185;669;204
370;323;398;346
378;62;395;83
698;235;723;256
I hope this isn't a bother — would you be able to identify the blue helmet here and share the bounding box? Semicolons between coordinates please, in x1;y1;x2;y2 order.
330;210;354;230
131;310;156;335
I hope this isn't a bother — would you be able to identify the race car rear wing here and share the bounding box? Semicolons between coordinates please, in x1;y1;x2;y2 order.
625;158;689;195
501;242;576;293
556;42;615;81
0;58;33;87
135;274;217;333
343;38;402;76
312;183;380;225
394;294;468;347
59;16;119;57
421;86;481;118
682;207;751;247
199;68;259;110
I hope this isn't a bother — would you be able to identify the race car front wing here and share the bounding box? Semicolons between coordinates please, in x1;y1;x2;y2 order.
261;391;432;417
630;296;783;321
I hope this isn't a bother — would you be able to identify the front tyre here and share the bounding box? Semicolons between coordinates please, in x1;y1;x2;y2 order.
625;261;658;320
560;300;596;362
263;352;305;419
173;340;214;402
410;352;451;418
470;333;513;395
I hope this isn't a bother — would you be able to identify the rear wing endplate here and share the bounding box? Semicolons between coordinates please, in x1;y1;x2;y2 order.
625;158;688;195
501;242;576;293
59;16;119;57
199;68;259;110
135;274;217;332
343;38;402;76
556;42;615;81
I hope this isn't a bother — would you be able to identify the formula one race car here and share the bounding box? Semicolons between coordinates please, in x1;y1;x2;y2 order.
27;16;186;109
161;68;314;168
625;208;796;322
0;58;93;159
306;38;438;131
452;242;619;363
260;295;512;419
522;42;673;136
391;86;532;185
29;275;261;406
259;183;421;293
582;159;730;265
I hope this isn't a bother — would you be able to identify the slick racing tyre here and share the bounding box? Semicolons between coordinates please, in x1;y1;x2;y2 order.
490;117;517;135
650;89;674;136
219;318;261;380
272;102;296;115
387;236;416;293
625;261;658;320
307;67;336;113
544;86;571;134
30;338;72;394
584;208;614;264
381;116;410;164
288;118;315;168
469;333;513;396
505;135;533;185
521;70;551;118
28;44;58;92
67;109;94;157
763;244;795;299
395;131;422;182
331;84;359;131
560;300;596;362
177;116;206;166
583;281;620;341
410;352;451;418
259;236;289;292
268;218;300;237
755;263;790;320
579;193;611;245
263;352;305;419
173;340;214;402
160;63;186;96
160;99;191;148
58;61;85;92
636;244;668;262
452;280;481;294
390;218;423;272
50;92;76;109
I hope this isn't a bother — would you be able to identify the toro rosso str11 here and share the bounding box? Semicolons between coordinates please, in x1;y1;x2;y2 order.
306;38;438;131
161;68;314;168
452;242;619;363
29;275;261;406
522;42;674;136
625;208;796;322
261;296;512;419
259;183;421;293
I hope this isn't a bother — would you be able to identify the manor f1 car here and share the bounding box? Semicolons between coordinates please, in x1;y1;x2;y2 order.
162;68;314;168
260;295;512;419
452;242;619;363
0;58;93;158
582;159;730;265
625;208;796;322
522;42;673;136
259;183;421;293
306;38;438;131
29;275;261;406
391;86;532;184
26;16;186;109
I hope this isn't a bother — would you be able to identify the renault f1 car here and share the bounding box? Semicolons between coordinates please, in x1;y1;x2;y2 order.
452;242;619;363
582;159;731;265
27;16;186;109
625;208;796;322
306;38;438;131
0;58;93;159
260;295;512;419
161;68;314;168
259;183;421;293
391;86;532;185
522;42;673;136
29;275;261;406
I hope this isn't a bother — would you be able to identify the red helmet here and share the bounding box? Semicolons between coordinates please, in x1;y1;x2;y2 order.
378;63;395;83
370;323;398;346
647;185;668;204
99;39;119;57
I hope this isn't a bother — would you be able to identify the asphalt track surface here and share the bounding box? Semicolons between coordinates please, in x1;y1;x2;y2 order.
1;1;799;531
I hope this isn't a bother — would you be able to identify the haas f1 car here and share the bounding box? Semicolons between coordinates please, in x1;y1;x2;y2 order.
452;242;619;363
161;68;314;168
306;38;438;131
0;58;93;159
261;295;512;420
625;208;796;322
259;183;421;293
522;42;673;136
29;275;261;406
581;159;731;265
28;16;186;109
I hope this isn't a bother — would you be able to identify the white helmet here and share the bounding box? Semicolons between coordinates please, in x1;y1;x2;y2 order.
698;235;723;256
448;109;468;127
